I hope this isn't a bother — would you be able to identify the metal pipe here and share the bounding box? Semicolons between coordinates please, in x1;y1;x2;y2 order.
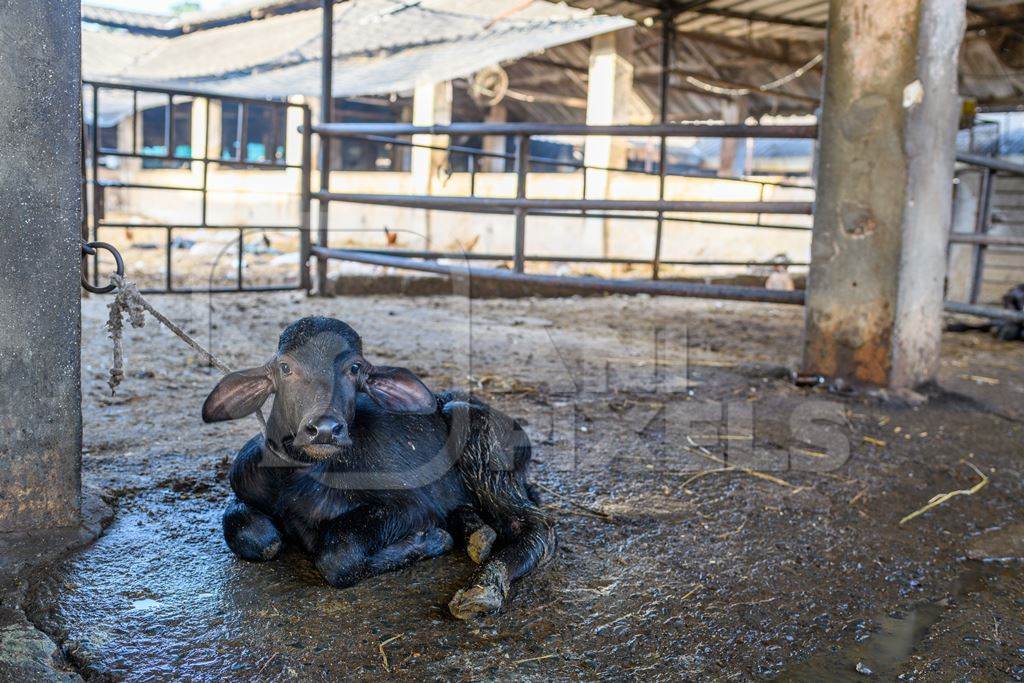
91;84;101;287
312;191;814;214
300;105;313;291
653;10;673;280
332;131;811;188
317;0;334;296
85;79;290;107
342;248;808;267
949;232;1024;248
313;122;819;138
957;152;1024;176
970;168;993;303
944;301;1024;322
165;94;174;158
311;246;807;305
513;134;529;273
92;148;300;169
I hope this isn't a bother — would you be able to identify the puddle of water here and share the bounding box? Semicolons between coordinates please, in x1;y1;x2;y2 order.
780;561;1021;681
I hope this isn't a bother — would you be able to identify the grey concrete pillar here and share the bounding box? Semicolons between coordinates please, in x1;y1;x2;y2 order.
0;2;83;531
802;0;966;389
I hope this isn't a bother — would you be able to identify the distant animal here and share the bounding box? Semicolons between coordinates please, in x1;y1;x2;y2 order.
202;316;555;619
946;283;1024;341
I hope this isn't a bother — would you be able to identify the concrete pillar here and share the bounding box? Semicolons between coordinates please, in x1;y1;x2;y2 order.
718;98;748;177
802;0;966;389
583;29;634;256
190;97;209;176
411;80;453;247
481;104;507;173
206;98;224;161
0;1;83;531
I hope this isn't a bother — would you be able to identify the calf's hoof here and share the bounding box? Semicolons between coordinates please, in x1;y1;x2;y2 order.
466;525;496;564
223;505;282;562
448;562;510;620
416;527;455;559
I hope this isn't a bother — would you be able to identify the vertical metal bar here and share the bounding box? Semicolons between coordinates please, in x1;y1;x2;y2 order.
513;134;529;273
201;97;210;227
91;85;100;286
237;227;245;290
166;227;173;291
317;0;335;296
970;167;994;304
165;94;174;158
131;89;138;156
238;103;248;163
469;154;476;197
652;11;673;281
300;105;313;292
80;96;90;287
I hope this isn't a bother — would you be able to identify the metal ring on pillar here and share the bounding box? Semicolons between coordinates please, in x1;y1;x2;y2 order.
81;241;125;294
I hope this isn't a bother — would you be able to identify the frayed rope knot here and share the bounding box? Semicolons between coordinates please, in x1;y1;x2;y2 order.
106;274;147;394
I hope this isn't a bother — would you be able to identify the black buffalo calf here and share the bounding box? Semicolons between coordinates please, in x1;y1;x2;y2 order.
202;316;555;618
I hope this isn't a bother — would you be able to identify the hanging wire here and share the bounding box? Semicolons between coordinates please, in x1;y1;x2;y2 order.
684;53;824;98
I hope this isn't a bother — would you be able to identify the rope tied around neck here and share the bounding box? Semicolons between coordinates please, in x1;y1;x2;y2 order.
103;274;268;432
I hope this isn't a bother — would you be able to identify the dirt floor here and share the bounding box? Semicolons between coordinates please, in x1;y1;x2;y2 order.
16;290;1024;681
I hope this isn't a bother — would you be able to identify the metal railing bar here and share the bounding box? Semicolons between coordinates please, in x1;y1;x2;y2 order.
949;232;1024;247
95;148;301;169
957;152;1024;176
346;133;814;189
85;79;294;108
95;181;205;192
311;246;807;305
312;122;819;139
312;191;815;215
342;248;809;267
97;222;302;230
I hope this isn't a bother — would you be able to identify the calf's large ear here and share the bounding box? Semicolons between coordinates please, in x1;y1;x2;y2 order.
363;365;436;414
202;365;273;423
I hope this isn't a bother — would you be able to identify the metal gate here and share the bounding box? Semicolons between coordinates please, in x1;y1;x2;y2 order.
82;80;311;294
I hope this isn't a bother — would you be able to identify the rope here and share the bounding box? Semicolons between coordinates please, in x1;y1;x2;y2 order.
104;274;268;432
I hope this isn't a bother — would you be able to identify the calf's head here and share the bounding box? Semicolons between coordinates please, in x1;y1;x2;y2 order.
202;316;435;461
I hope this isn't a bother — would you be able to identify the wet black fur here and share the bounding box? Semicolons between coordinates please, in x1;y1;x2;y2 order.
221;318;556;616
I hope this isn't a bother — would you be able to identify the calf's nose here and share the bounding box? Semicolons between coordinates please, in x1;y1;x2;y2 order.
305;416;347;445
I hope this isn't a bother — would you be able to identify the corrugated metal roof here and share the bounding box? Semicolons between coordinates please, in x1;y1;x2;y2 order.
84;0;632;105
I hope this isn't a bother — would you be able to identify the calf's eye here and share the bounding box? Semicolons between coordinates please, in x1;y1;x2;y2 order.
279;362;291;375
350;362;362;375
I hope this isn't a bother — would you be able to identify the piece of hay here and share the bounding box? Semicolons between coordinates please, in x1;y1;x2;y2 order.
899;460;990;525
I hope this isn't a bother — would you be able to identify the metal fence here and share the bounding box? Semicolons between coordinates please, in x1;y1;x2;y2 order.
951;152;1024;305
82;80;312;294
307;120;818;304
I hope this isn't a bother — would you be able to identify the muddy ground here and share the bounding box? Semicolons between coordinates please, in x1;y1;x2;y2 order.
16;290;1024;681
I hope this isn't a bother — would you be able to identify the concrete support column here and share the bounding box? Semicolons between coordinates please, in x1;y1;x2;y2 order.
190;97;209;176
411;80;453;247
718;97;748;177
0;1;83;531
481;104;507;173
802;0;966;389
206;99;224;161
583;29;635;256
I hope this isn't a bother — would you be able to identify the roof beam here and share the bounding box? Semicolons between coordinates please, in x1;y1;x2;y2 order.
687;7;826;31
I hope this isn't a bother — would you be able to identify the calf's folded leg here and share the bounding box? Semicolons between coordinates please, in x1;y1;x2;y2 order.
316;506;452;588
223;498;283;562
